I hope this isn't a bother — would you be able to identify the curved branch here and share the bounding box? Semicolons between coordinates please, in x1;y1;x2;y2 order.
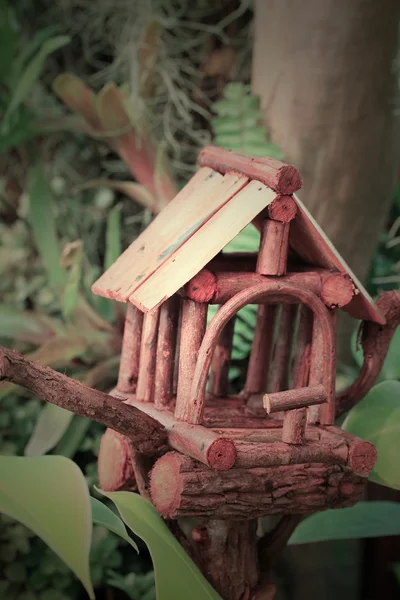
0;346;166;455
336;290;400;417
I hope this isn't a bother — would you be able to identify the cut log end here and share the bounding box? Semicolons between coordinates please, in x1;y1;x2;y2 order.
347;439;377;476
185;269;217;303
268;195;298;222
277;166;303;195
97;429;137;491
206;437;237;470
320;273;355;308
150;452;185;518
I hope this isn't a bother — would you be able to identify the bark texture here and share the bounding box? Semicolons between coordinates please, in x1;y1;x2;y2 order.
252;0;400;284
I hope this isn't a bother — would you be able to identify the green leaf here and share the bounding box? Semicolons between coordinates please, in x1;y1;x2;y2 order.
105;204;122;270
24;404;74;457
11;26;59;83
54;416;91;458
0;456;94;599
342;381;400;490
28;164;66;291
90;497;138;552
289;501;400;544
0;306;61;344
97;489;222;600
2;35;70;127
27;335;88;369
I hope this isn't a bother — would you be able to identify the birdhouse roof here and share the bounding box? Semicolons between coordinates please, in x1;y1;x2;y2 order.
92;147;385;324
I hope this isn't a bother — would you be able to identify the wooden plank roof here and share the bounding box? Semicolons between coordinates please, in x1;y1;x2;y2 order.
92;150;384;324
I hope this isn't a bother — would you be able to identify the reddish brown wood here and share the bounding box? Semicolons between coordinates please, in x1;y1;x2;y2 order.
269;304;297;392
292;305;313;387
198;146;302;194
150;452;365;519
97;429;137;491
136;309;160;403
281;409;307;444
185;269;217;303
0;346;166;454
264;384;326;413
175;299;208;421
203;406;277;429
202;519;259;600
319;271;354;308
268;195;298;222
209;313;235;396
321;427;377;476
128;446;152;501
337;290;400;416
256;219;290;276
117;303;143;393
211;427;320;442
154;295;180;409
189;282;335;425
116;390;236;470
245;304;277;394
172;305;182;396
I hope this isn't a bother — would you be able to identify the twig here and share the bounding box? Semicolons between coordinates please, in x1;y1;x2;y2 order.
0;345;166;455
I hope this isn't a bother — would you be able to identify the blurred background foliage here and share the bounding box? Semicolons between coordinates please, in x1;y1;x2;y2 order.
1;0;400;598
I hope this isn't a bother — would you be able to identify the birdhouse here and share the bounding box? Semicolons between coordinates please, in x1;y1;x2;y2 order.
92;146;383;520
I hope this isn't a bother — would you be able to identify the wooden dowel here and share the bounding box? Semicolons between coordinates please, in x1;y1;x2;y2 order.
175;299;208;422
292;305;314;388
97;429;137;491
136;309;160;403
245;304;277;394
211;427;320;442
115;390;236;470
150;452;364;520
268;195;297;222
256;219;290;276
185;268;217;303
269;304;297;393
198;145;302;194
321;426;377;476
263;384;326;413
154;296;180;409
282;409;307;444
209;313;235;397
203;406;277;429
172;301;182;396
117;304;143;393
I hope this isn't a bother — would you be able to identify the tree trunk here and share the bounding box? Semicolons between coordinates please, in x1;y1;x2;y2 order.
252;0;400;356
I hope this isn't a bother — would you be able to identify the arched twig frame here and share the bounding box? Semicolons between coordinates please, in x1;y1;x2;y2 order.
187;282;336;425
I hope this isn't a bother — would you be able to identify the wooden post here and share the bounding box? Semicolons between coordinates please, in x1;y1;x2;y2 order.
244;304;277;395
117;303;143;393
269;304;297;393
136;309;160;403
154;295;180;409
209;311;235;397
175;298;208;422
257;219;290;276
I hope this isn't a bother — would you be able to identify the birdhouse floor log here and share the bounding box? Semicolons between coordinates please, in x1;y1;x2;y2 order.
150;452;365;520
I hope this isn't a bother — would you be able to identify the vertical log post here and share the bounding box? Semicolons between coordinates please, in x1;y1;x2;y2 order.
154;295;180;409
269;304;297;393
245;304;277;395
175;299;208;422
135;309;160;403
208;311;235;397
117;303;143;393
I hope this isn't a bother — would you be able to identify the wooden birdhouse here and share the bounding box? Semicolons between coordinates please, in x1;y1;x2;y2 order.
92;146;385;520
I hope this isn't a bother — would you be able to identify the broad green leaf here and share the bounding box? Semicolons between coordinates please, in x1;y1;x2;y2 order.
27;334;88;369
0;456;94;599
28;164;66;291
97;489;222;600
342;380;400;489
24;404;73;456
289;501;400;544
2;35;70;126
90;497;138;552
0;306;61;344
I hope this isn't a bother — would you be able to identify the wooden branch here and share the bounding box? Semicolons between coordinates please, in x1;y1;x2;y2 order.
154;295;180;408
185;269;217;303
292;305;313;387
257;219;290;276
150;452;365;519
320;427;377;476
198;146;302;194
208;312;235;396
211;427;320;442
0;346;166;455
175;299;207;422
245;304;277;394
203;405;276;429
281;409;307;445
268;195;298;222
97;429;137;491
269;304;297;392
136;309;160;402
117;390;236;470
336;290;400;416
117;303;143;393
128;444;153;501
263;384;326;413
203;270;353;307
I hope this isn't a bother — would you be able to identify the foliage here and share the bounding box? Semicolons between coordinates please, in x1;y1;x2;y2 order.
0;455;222;600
